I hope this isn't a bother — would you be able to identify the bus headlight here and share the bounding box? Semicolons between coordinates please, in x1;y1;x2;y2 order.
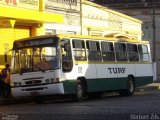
46;79;49;83
54;78;59;83
50;78;59;83
18;82;22;86
14;82;18;86
50;78;54;83
12;82;22;86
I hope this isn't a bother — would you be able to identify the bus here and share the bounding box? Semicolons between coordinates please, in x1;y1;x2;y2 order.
9;34;153;103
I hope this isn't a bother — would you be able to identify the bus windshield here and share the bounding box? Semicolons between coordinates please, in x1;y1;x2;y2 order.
12;46;60;74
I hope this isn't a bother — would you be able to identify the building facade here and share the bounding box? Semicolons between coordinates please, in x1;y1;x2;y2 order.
0;0;64;69
44;0;81;35
82;0;143;40
0;0;144;72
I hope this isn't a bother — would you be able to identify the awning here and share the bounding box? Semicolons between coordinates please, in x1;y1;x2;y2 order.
0;6;64;24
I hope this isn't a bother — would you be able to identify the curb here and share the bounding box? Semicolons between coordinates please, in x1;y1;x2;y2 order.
136;83;160;92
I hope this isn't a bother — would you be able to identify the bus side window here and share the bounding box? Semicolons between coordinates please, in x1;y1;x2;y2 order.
61;39;73;72
87;41;102;61
127;44;139;61
101;41;115;61
115;42;127;61
72;39;86;61
138;44;150;62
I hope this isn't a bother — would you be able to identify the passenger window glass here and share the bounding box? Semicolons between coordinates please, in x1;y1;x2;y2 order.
86;41;102;61
127;44;139;61
72;39;86;61
101;42;115;61
138;45;150;62
115;43;127;61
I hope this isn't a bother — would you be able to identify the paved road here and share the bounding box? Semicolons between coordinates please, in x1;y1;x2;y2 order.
0;90;160;120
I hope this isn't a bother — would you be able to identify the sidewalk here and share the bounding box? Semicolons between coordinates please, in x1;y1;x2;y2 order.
0;82;160;105
136;82;160;91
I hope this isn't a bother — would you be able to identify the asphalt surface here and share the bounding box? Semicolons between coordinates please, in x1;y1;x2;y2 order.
0;82;159;105
0;89;160;120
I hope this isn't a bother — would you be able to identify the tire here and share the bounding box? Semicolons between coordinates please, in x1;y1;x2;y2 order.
119;76;135;96
74;80;85;102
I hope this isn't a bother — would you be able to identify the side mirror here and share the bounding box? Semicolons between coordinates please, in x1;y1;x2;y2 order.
4;54;7;63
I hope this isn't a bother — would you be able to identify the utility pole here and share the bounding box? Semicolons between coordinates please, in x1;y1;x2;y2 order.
152;0;157;81
80;0;82;35
152;0;156;62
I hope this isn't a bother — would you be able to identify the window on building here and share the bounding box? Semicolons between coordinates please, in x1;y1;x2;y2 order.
67;31;76;34
45;29;56;35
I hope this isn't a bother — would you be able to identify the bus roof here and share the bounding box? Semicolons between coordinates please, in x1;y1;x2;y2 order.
14;34;149;44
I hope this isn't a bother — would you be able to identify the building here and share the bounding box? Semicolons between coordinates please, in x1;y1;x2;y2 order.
81;0;142;40
44;0;81;35
90;0;160;80
0;0;64;70
43;0;143;40
0;0;145;72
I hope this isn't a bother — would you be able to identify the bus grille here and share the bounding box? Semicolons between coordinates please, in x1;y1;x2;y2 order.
25;80;42;85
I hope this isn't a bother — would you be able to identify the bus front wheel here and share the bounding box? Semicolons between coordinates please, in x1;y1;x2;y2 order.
74;80;85;102
119;76;135;96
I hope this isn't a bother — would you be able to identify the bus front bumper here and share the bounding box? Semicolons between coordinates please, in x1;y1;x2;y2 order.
11;83;64;98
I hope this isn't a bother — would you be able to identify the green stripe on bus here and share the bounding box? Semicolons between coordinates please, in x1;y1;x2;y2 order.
62;80;76;94
62;76;153;94
135;76;153;87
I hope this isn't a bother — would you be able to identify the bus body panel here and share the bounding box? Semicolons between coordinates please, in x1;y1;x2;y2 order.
10;35;153;99
62;62;153;94
135;63;153;87
12;83;64;97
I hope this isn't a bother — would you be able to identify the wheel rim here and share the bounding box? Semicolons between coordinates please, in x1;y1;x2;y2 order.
77;84;83;98
128;80;134;93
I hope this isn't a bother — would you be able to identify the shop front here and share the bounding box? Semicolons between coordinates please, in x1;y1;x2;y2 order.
0;0;64;69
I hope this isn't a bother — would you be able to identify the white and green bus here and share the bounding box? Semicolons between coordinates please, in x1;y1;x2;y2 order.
9;34;153;102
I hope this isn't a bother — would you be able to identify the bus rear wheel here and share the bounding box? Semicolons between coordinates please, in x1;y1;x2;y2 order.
119;76;135;96
74;80;85;102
